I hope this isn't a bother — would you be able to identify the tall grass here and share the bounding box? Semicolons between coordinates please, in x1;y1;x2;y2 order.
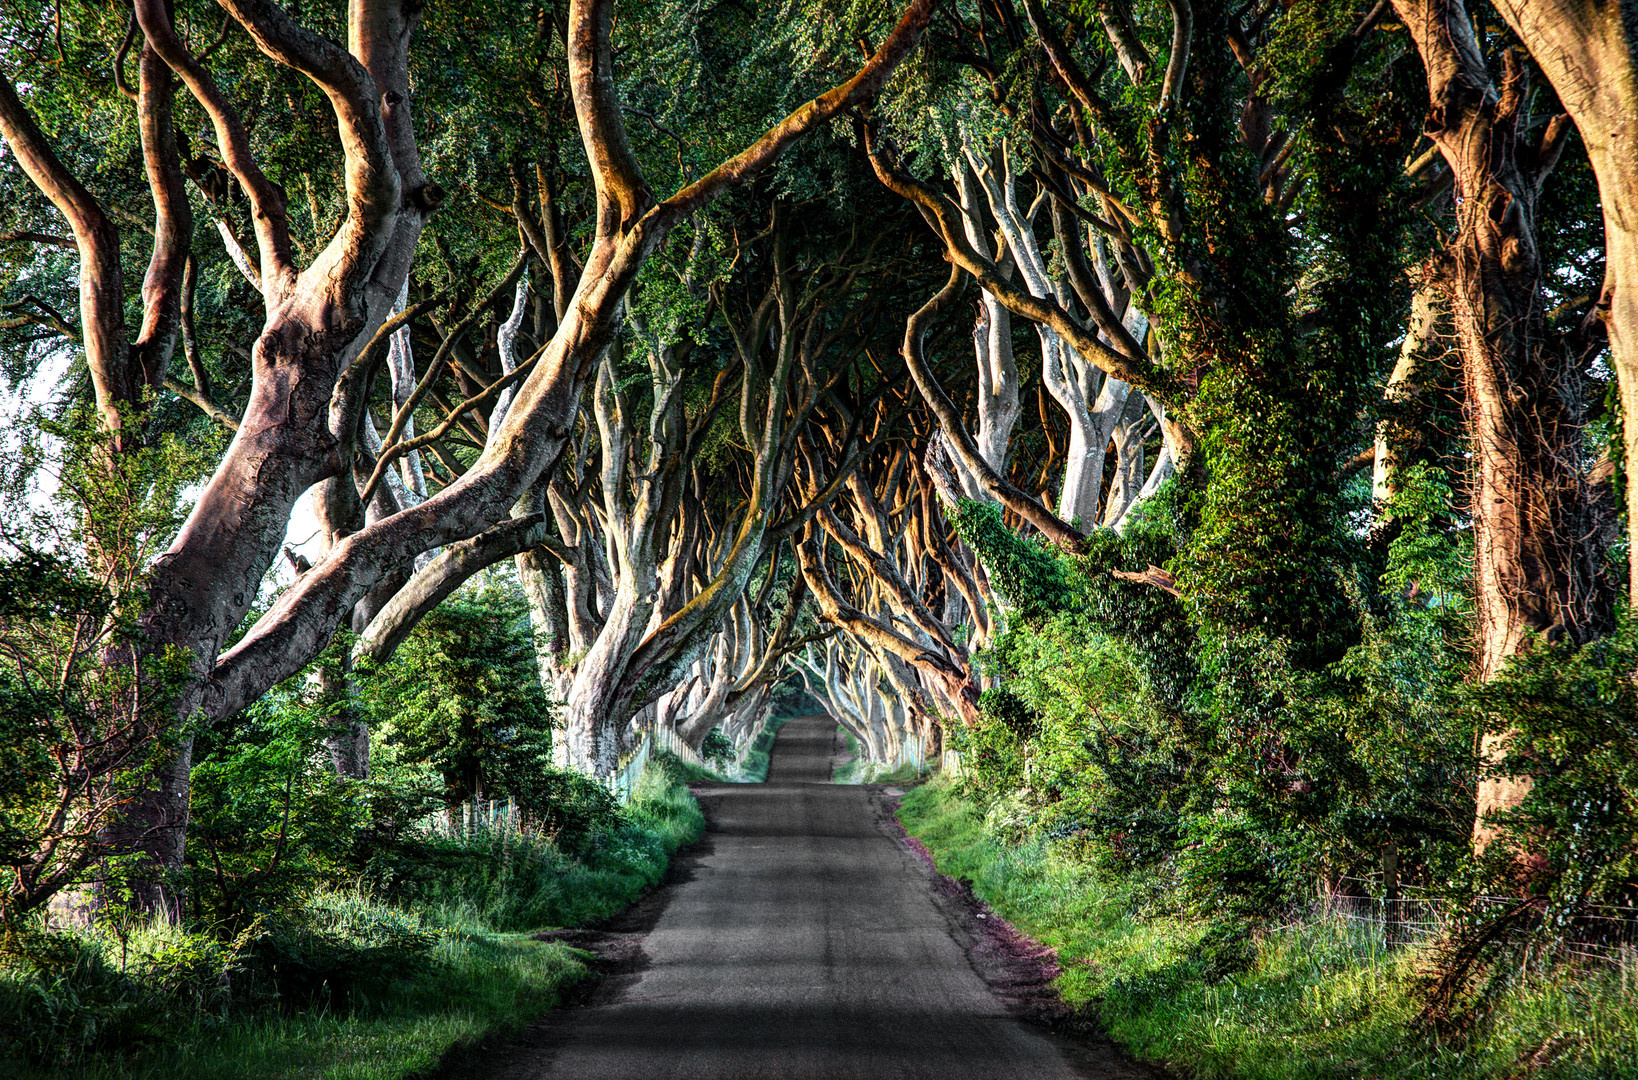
4;927;589;1080
411;757;704;931
899;775;1638;1080
1;757;705;1080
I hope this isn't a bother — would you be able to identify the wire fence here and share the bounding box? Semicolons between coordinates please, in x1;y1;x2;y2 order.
1306;878;1638;970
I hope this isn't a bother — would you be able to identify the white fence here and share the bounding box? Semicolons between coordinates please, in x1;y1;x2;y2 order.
606;734;652;802
650;725;711;770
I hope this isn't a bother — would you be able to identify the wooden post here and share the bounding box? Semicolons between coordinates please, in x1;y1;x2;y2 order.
1382;838;1401;947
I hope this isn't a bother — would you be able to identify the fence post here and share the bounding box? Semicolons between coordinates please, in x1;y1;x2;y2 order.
1382;838;1401;947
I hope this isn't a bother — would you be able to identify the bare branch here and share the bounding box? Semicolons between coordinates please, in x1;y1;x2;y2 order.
1159;0;1193;112
0;230;74;249
163;375;239;431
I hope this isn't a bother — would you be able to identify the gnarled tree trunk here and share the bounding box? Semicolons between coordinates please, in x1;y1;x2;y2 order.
1394;0;1598;853
1488;0;1638;604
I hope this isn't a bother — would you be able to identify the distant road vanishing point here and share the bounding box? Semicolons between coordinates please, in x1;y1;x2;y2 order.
499;715;1144;1080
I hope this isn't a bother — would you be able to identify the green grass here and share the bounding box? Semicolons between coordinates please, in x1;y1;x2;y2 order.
832;729;926;785
3;758;706;1080
415;756;706;932
732;713;801;783
899;775;1638;1080
18;931;590;1080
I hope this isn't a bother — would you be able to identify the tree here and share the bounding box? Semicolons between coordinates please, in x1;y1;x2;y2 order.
1489;0;1638;603
362;588;553;808
1389;0;1608;853
0;0;933;912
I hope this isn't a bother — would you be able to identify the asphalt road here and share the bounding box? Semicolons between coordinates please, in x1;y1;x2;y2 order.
516;715;1128;1080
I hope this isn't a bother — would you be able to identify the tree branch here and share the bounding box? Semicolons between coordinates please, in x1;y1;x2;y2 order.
133;0;296;296
0;69;130;433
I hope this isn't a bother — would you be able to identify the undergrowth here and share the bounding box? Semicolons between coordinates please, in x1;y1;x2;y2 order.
900;776;1638;1080
0;757;704;1080
832;729;925;785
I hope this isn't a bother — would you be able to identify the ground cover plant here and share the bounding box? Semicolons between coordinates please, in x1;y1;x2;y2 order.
901;778;1638;1080
0;754;704;1080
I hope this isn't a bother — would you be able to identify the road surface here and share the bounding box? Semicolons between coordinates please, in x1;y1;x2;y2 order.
509;715;1139;1080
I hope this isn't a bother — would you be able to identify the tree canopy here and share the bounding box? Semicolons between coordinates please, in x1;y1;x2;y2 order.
1;0;1634;998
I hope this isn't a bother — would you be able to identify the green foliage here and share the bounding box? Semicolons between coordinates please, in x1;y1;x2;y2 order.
363;765;697;935
0;756;704;1077
949;499;1073;621
1471;614;1638;908
700;727;736;767
0;915;588;1080
509;770;621;859
359;587;556;807
950;456;1477;922
901;777;1638;1080
185;689;371;936
947;694;1027;810
0;414;212;925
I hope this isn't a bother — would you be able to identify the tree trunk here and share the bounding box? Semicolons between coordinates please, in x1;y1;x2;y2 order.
1489;0;1638;604
1394;0;1598;853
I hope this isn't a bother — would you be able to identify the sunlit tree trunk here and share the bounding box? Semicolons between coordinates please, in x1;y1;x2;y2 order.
1394;0;1598;853
1491;0;1638;601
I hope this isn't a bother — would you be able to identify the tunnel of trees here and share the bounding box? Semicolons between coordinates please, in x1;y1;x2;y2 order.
2;0;1636;1073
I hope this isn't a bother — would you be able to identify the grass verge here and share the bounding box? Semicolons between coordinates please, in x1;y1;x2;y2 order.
21;932;591;1080
899;775;1638;1080
832;729;926;785
2;758;705;1080
733;713;801;783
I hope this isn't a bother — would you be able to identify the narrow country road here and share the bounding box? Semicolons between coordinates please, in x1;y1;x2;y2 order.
507;715;1142;1080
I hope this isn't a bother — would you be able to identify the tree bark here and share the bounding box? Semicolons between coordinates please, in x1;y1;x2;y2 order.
1488;0;1638;604
1394;0;1598;853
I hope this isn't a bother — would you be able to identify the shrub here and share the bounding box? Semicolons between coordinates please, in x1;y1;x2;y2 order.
701;727;735;766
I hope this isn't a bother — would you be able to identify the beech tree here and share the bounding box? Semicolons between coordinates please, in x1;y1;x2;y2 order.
1489;0;1638;601
1;0;1628;932
0;0;932;911
1390;0;1613;852
859;0;1604;856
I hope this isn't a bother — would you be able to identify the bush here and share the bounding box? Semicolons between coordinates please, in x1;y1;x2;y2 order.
1471;612;1638;907
0;756;705;1077
507;768;621;858
700;727;735;767
185;688;372;936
